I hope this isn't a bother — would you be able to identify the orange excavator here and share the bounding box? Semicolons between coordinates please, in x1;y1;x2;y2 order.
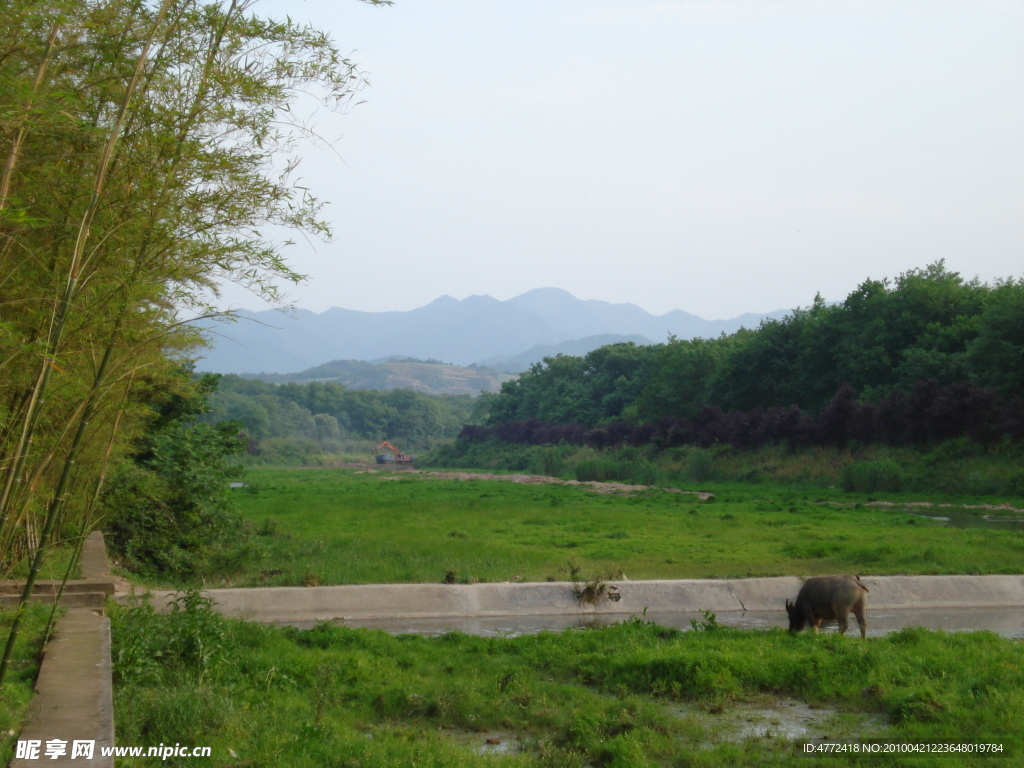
375;440;415;464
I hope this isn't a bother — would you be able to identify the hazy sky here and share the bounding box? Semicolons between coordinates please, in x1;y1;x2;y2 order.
215;0;1024;320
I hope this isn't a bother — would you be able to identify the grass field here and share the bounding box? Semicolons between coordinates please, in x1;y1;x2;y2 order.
109;466;1024;766
110;593;1024;767
211;466;1024;588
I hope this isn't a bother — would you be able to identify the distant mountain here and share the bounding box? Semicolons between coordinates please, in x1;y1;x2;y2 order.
241;358;514;396
479;334;653;374
194;290;789;374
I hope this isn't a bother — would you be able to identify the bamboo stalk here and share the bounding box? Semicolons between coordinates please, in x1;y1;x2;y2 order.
0;0;174;690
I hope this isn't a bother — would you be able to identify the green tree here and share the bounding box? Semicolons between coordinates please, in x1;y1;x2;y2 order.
102;371;249;579
968;278;1024;396
1;0;388;687
635;334;732;420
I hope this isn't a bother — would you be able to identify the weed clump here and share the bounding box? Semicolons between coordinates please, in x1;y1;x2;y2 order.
687;449;715;481
568;560;622;607
112;590;227;687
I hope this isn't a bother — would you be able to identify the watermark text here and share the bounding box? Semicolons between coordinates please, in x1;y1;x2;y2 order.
16;740;211;760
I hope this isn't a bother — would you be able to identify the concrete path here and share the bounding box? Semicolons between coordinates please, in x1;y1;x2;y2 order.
10;609;114;767
8;532;114;768
128;574;1024;624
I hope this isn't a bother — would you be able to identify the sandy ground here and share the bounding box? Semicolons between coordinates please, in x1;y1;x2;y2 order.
858;500;1024;516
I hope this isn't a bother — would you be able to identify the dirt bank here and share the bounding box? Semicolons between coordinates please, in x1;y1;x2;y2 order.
353;468;715;498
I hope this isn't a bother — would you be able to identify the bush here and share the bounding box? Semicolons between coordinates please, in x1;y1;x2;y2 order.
923;437;980;468
112;590;229;687
841;459;903;493
687;449;715;482
526;446;569;477
574;458;625;482
102;378;258;582
1006;471;1024;497
628;460;658;486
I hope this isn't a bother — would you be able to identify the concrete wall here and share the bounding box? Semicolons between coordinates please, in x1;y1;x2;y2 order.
128;574;1024;624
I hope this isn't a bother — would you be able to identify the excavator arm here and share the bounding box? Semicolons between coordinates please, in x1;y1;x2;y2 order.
375;440;415;464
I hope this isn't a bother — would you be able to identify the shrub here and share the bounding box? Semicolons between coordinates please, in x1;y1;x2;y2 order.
111;590;228;686
687;449;715;482
628;460;658;486
841;459;903;493
574;458;624;482
529;446;568;477
1006;471;1024;497
102;382;258;581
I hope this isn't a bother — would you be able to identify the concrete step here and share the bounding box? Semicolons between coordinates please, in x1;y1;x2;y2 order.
0;579;115;597
0;590;107;609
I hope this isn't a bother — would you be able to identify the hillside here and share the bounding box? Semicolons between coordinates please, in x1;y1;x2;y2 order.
195;289;788;374
479;333;653;373
244;358;515;396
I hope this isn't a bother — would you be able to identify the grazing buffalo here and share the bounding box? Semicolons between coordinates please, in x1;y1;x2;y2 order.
786;575;869;639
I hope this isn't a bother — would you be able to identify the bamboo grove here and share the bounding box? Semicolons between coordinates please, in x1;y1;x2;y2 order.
0;0;385;684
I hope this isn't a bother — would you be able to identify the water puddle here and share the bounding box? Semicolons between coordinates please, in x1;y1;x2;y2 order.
441;702;886;756
667;697;887;745
446;730;523;755
909;511;1024;530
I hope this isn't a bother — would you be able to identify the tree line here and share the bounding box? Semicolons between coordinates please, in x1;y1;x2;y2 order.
471;263;1023;450
203;375;477;454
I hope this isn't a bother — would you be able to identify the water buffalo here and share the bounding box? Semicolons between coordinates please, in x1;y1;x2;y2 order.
786;574;868;639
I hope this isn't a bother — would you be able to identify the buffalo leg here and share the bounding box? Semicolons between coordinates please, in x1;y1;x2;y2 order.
837;611;849;635
852;602;867;639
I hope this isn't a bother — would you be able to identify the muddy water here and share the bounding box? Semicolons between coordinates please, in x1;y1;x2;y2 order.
666;697;889;745
443;698;888;754
282;607;1024;638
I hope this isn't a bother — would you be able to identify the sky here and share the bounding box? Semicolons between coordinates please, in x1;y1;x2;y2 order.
214;0;1024;320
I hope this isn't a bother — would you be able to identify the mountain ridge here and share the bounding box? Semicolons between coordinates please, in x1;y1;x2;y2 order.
195;290;789;374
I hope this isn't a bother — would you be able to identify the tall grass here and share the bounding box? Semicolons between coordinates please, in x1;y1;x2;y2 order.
110;596;1024;767
0;605;50;764
427;439;1024;499
841;460;904;493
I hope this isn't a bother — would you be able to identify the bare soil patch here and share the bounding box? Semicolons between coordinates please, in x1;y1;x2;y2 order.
355;468;714;499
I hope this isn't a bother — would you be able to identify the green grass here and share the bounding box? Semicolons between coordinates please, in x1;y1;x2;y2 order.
3;543;82;582
0;604;52;765
110;594;1024;767
110;465;1024;766
203;467;1024;588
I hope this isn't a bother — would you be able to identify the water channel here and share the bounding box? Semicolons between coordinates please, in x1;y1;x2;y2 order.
282;607;1024;639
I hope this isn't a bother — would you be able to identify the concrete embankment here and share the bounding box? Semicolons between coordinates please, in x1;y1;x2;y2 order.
127;574;1024;624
